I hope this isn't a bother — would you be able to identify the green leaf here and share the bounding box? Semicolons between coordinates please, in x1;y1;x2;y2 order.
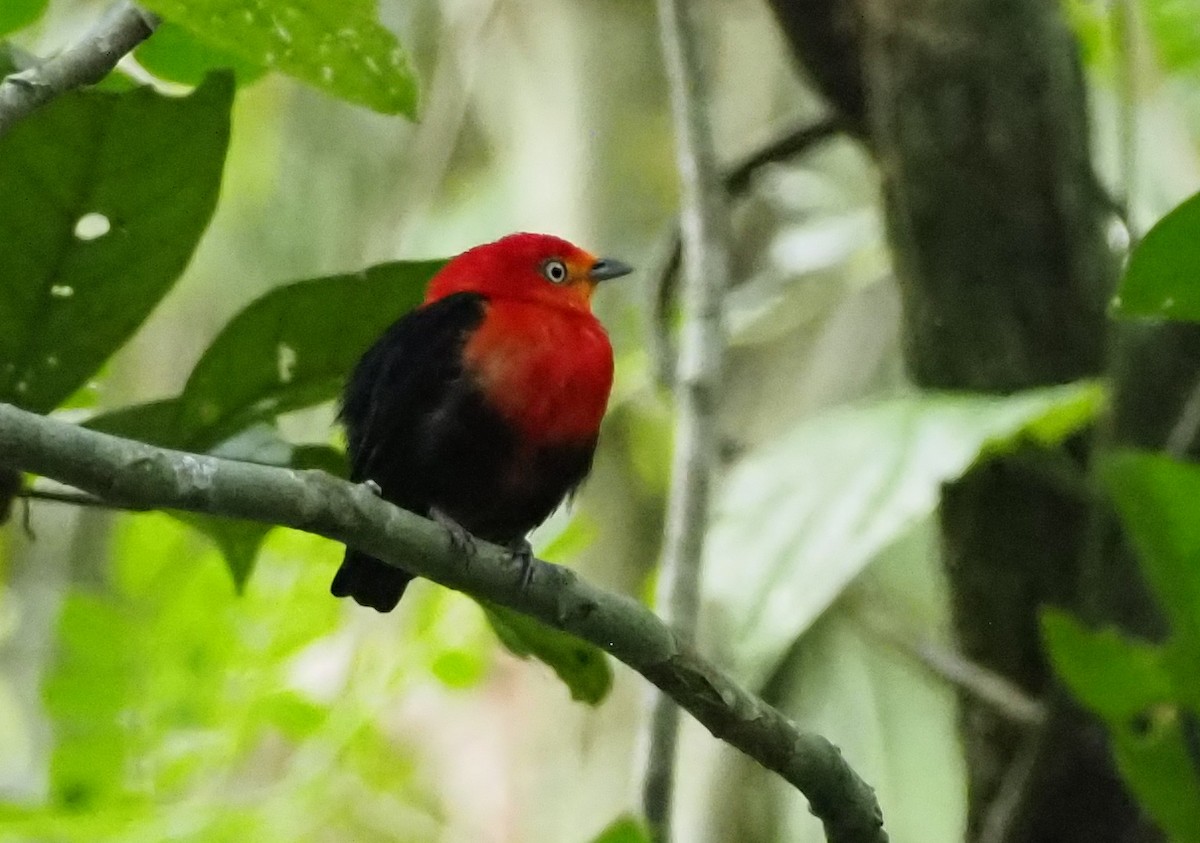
1042;610;1173;721
1113;191;1200;320
589;815;652;843
0;73;233;413
1043;610;1200;843
482;603;613;705
706;381;1105;686
0;0;48;35
1101;452;1200;660
171;512;270;592
135;21;266;86
138;0;418;116
291;443;349;478
1111;706;1200;843
173;260;440;448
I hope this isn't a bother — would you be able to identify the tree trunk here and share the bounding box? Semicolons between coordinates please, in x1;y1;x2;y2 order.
766;0;1173;839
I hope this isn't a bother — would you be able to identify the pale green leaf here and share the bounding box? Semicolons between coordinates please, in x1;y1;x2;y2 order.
705;382;1104;686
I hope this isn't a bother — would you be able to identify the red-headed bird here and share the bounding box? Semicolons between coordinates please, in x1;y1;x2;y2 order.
332;233;632;612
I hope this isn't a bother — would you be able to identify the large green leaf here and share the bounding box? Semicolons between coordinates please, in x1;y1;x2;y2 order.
1113;191;1200;321
705;382;1104;686
138;0;418;116
0;0;47;35
0;73;233;413
80;260;436;586
1042;610;1173;722
135;21;265;86
84;398;187;448
173;260;440;448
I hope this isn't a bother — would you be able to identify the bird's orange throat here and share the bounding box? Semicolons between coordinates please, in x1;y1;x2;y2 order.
463;300;613;444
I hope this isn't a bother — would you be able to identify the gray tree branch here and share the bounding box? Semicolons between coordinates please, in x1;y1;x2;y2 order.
0;0;159;137
0;402;888;843
641;0;733;839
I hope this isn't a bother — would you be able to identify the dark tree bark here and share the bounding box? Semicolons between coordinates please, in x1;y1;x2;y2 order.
764;0;1179;840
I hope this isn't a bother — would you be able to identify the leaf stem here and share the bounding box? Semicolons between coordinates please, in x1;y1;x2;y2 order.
0;1;159;137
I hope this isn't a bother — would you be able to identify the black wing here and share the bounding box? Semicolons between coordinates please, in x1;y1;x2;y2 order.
332;292;487;611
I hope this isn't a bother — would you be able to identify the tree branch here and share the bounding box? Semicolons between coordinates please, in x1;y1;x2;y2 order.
642;0;733;839
0;0;159;137
0;402;888;843
855;608;1046;728
648;116;843;387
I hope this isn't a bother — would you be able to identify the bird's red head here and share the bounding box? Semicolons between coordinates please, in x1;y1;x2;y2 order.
425;233;632;312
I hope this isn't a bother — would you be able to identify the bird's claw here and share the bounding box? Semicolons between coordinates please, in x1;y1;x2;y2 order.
430;507;477;563
507;538;536;590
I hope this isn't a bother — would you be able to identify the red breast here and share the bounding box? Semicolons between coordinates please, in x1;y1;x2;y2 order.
463;299;613;444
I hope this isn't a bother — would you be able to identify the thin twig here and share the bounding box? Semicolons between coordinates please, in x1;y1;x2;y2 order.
1166;372;1200;458
18;486;148;512
649;117;843;387
1114;0;1139;245
976;725;1045;843
856;608;1046;728
641;1;733;840
724;117;844;194
0;1;159;137
0;401;889;843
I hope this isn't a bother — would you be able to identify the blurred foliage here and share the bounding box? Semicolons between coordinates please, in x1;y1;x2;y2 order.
1144;0;1200;75
1044;189;1200;842
1044;453;1200;843
0;518;448;842
0;0;47;38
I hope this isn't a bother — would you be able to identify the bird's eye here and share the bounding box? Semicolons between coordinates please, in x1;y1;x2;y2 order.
542;259;569;284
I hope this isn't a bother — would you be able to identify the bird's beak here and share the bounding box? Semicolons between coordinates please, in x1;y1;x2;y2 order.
588;258;634;283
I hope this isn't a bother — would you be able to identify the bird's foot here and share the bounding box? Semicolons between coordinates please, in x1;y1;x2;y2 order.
506;538;536;590
430;507;477;563
361;479;383;496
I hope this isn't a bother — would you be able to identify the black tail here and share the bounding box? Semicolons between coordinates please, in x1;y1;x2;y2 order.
330;549;414;613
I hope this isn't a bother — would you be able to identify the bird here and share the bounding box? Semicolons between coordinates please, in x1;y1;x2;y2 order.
331;232;632;612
